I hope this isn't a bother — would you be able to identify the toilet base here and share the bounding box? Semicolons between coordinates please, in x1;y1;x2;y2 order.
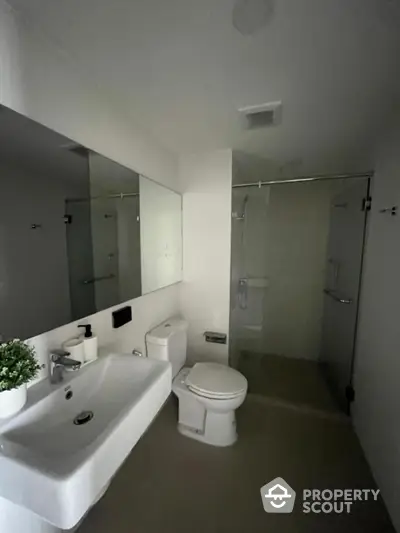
178;410;238;447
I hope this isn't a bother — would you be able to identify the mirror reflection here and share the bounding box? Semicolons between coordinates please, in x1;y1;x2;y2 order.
140;176;183;295
0;105;182;340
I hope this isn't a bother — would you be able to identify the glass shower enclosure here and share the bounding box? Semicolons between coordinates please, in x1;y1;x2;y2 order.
229;175;370;412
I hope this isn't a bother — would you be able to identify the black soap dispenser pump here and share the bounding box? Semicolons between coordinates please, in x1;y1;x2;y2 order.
78;324;92;338
78;323;97;362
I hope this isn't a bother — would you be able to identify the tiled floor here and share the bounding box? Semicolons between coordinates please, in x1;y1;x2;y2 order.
237;351;341;414
78;396;394;533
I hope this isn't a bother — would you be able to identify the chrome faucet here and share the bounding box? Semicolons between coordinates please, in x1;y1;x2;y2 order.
49;349;81;384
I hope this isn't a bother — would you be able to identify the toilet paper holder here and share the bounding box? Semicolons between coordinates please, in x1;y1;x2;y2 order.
204;331;227;344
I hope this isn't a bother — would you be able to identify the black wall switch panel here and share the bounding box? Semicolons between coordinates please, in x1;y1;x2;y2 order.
112;306;132;328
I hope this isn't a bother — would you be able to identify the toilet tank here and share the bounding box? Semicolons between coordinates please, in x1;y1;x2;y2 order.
146;318;188;378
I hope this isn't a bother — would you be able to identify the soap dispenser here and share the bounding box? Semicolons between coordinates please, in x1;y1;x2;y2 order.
78;324;98;363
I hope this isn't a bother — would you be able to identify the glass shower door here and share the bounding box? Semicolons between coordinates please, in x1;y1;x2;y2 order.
230;177;370;411
320;179;370;410
231;189;267;360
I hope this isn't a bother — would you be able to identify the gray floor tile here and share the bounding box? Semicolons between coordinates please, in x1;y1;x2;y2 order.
78;396;394;533
237;351;341;413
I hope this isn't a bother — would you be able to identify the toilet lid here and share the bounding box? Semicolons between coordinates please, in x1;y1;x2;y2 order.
186;363;247;398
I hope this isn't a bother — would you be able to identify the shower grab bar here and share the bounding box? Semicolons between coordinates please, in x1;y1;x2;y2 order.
82;274;116;285
323;288;352;305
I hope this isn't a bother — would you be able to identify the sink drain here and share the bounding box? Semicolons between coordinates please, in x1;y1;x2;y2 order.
74;411;94;426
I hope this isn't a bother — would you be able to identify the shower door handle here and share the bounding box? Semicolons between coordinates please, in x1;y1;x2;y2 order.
323;289;352;305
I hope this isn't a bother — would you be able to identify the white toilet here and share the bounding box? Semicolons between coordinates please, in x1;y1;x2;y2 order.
146;317;248;447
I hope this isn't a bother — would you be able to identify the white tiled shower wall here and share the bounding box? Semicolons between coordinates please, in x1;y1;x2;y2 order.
0;0;181;385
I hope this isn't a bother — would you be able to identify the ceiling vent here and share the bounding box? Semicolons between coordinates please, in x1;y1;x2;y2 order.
238;101;282;130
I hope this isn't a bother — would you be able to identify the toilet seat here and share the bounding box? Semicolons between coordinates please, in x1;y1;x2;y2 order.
186;362;247;400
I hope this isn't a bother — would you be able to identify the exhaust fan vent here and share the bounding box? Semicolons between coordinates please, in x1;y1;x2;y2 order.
239;101;282;130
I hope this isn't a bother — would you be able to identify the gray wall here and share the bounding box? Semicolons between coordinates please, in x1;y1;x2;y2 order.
65;198;95;321
353;118;400;531
0;155;88;339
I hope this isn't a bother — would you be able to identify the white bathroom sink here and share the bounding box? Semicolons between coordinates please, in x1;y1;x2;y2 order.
0;353;171;529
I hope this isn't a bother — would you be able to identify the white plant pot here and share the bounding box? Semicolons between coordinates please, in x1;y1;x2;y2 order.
0;384;27;418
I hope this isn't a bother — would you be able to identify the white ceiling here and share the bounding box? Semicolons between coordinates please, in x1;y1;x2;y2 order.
8;0;400;174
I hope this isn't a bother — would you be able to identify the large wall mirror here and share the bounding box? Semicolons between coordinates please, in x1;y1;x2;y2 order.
0;105;182;341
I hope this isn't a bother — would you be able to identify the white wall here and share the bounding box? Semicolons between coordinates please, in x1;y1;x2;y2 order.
352;117;400;531
0;2;177;186
0;0;180;383
179;150;232;365
27;287;180;386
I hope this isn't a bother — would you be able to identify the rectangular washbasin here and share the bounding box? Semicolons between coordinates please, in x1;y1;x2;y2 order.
0;353;172;529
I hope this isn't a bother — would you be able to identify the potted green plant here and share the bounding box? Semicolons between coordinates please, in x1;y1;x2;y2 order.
0;339;41;418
